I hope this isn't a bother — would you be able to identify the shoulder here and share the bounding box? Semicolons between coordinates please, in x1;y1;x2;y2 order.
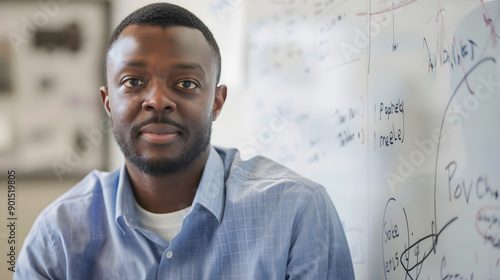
36;168;120;227
216;146;322;188
49;168;119;208
215;146;329;205
16;169;121;279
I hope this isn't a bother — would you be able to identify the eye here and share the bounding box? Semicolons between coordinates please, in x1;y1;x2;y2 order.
123;78;145;88
175;81;198;89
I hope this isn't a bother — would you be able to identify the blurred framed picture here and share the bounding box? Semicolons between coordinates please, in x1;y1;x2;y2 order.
0;40;12;93
0;1;110;179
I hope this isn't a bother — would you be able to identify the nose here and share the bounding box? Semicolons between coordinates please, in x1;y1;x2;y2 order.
142;82;177;112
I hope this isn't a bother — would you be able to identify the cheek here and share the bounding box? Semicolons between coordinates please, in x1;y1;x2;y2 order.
109;100;138;134
110;95;140;120
199;95;216;119
184;102;213;127
109;113;127;138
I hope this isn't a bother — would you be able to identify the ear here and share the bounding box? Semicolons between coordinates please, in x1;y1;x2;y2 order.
100;86;111;116
212;84;227;121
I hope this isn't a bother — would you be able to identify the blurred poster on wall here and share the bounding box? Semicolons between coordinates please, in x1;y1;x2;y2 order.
0;1;109;181
0;40;13;93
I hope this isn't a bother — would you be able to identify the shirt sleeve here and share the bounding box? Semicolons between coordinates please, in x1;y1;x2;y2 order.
285;186;355;280
14;213;66;280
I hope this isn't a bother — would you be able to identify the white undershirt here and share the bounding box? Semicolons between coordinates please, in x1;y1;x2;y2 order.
134;200;191;243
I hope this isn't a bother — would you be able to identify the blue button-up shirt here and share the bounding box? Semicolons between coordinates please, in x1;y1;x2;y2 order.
15;146;354;279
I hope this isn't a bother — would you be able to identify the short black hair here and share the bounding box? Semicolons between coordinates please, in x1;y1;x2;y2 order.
106;3;221;81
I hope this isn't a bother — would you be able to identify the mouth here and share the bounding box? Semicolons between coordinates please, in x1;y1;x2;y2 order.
138;123;181;144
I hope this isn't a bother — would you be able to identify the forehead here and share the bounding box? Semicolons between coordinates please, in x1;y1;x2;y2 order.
106;25;217;78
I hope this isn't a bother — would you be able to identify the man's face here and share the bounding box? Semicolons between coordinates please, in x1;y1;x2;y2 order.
101;25;226;176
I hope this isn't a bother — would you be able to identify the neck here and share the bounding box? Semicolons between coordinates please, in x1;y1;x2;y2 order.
126;148;210;213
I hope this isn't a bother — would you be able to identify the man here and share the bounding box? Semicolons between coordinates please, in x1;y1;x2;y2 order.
16;3;354;279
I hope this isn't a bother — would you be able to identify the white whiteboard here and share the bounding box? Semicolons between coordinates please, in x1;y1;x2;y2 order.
244;0;500;279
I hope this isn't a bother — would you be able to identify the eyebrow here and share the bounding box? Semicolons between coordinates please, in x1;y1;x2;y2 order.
172;63;206;77
116;61;206;77
117;60;148;69
172;63;203;70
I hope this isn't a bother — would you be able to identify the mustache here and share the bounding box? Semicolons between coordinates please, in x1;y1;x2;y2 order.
132;115;189;136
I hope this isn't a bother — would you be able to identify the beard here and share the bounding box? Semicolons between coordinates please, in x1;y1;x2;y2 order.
112;114;212;177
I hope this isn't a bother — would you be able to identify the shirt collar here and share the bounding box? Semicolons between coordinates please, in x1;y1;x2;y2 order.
116;164;139;232
115;146;226;232
191;146;225;223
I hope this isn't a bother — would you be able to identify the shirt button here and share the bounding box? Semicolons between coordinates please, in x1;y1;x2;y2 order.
166;250;173;259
